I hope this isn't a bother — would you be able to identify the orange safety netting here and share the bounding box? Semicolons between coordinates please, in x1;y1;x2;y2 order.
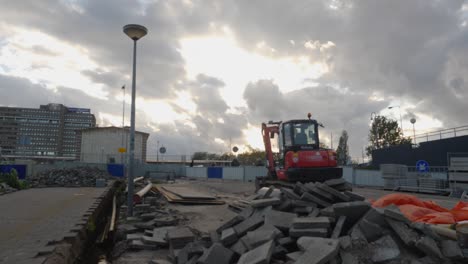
372;193;468;224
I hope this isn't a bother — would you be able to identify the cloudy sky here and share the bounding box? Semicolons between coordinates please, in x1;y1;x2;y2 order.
0;0;467;161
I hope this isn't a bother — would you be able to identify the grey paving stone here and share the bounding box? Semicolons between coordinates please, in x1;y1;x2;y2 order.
293;206;314;215
386;218;420;246
278;236;294;248
332;201;371;228
316;183;351;202
128;239;157;250
361;208;387;227
255;223;283;239
142;235;166;246
264;210;296;231
348;225;368;248
384;205;411;224
177;242;205;264
301;192;331;208
289;227;328;238
126;233;143;241
251;205;273;218
233;215;264;236
410;222;442;241
272;245;288;259
134;220;156;229
343;191;366;201
238;206;254;219
324;178;347;187
339;236;352;250
250;198;281;208
441;240;464;259
152;226;177;246
149;258;173;264
358;219;385;242
210;231;220;244
197;243;234;264
276;199;293;212
220;227;238;246
241;229;277;250
340;251;360;264
291;199;317;208
292;216;331;229
304;183;334;201
167;227;195;249
230;240;248;256
415;236;443;259
331;215;346;239
369;235;400;263
216;215;245;234
286;251;303;262
295;237;340;264
280;187;301;200
308;207;320;217
237;240;274;264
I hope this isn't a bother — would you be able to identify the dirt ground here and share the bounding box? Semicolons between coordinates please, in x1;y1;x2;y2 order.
159;179;256;233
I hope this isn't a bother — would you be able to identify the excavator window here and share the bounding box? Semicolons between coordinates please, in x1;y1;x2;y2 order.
292;123;317;145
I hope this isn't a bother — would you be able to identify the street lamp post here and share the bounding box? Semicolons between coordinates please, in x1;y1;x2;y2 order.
388;106;403;134
123;24;148;217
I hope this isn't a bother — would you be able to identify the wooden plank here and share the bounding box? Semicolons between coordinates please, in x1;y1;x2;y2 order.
162;186;216;200
154;186;224;205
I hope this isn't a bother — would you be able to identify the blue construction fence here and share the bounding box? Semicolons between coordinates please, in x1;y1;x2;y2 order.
0;165;27;180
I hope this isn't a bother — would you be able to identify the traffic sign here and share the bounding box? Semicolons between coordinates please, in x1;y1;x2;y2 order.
416;160;429;173
118;148;127;153
159;147;166;154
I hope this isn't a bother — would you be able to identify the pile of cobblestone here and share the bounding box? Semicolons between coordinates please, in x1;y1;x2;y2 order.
0;182;17;195
113;179;468;264
30;167;111;187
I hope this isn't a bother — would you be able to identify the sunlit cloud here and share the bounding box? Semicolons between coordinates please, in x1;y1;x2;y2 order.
0;24;108;99
180;34;329;108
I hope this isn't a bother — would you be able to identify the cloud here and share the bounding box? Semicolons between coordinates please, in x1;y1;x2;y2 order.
1;0;468;160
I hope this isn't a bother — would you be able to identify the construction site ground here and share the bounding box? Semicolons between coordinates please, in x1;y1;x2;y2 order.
114;178;460;263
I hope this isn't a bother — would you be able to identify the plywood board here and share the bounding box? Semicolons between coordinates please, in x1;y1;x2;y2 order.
162;186;216;200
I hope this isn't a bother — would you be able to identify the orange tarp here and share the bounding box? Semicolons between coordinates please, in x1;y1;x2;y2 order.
373;193;468;224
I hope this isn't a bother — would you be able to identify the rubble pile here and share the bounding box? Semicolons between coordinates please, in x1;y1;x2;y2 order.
114;178;468;263
0;182;17;194
30;167;111;187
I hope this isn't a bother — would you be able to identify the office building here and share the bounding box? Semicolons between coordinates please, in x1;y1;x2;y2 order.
0;103;96;158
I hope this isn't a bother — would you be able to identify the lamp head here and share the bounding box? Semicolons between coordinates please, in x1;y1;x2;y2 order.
123;24;148;40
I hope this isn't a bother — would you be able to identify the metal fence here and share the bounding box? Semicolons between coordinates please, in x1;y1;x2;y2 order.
414;125;468;144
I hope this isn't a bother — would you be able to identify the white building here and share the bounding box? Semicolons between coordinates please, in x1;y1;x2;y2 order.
79;126;149;164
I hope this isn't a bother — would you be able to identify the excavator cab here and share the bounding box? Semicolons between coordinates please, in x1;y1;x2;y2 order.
261;116;342;184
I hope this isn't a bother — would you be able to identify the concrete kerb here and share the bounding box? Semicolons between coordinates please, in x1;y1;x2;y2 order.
42;180;123;264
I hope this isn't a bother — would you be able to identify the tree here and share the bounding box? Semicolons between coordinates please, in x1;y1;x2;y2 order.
366;115;412;156
336;130;350;165
237;145;266;166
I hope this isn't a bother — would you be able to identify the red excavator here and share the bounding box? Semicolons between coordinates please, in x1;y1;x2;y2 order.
256;113;342;189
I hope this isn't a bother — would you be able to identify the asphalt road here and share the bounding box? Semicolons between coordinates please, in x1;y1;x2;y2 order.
0;187;106;264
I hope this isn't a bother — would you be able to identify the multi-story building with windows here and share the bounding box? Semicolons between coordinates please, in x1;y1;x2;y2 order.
0;103;96;158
